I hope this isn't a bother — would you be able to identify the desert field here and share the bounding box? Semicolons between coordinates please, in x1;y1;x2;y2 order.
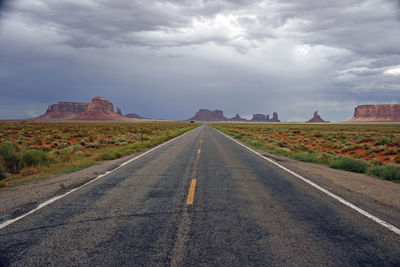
211;123;400;182
0;121;198;188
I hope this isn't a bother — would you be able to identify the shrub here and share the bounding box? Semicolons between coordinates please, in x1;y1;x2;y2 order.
114;137;127;143
20;167;37;177
329;157;368;173
278;141;289;148
98;151;122;160
0;141;21;173
21;150;49;168
368;159;383;166
383;149;396;156
86;142;100;149
294;144;312;153
374;137;390;146
363;144;371;150
291;152;318;163
52;142;59;148
341;145;355;153
0;163;6;180
366;165;400;182
370;146;385;153
58;142;70;149
234;134;242;139
98;138;107;144
118;142;128;146
70;144;83;152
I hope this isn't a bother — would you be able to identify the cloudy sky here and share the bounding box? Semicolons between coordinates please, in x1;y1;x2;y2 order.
1;0;399;121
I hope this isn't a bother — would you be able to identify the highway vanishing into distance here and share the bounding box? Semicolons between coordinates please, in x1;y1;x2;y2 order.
0;125;399;266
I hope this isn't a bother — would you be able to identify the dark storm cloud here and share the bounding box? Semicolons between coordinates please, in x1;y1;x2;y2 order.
12;0;262;49
0;0;399;120
0;0;10;19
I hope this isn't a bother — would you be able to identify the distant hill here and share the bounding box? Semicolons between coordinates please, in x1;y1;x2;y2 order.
125;113;146;119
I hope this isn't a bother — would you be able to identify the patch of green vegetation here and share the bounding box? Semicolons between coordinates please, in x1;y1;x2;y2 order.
212;123;400;182
366;165;400;182
21;150;49;168
0;122;199;188
63;160;96;174
328;157;368;173
0;141;21;173
98;151;122;160
290;152;319;163
0;162;6;180
234;134;242;139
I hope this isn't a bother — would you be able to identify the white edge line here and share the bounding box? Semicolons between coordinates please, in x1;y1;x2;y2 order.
214;127;400;236
0;127;198;230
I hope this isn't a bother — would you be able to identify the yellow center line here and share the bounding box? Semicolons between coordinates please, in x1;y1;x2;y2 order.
200;139;203;143
186;179;197;205
197;148;201;155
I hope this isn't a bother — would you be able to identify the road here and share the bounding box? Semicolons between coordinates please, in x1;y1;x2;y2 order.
0;124;399;266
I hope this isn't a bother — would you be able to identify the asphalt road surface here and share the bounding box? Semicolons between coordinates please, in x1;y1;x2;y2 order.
0;125;399;266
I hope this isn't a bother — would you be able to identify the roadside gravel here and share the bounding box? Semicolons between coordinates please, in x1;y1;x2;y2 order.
260;152;400;228
263;153;400;209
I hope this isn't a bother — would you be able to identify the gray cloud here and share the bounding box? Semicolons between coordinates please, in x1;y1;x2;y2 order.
0;0;399;121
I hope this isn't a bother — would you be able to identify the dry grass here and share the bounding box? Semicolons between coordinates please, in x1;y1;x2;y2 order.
212;123;400;182
0;121;198;188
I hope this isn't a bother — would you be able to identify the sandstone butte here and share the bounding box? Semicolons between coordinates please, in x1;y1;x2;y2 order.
306;111;329;123
35;96;145;121
348;104;400;122
189;109;228;121
188;109;280;122
251;112;280;122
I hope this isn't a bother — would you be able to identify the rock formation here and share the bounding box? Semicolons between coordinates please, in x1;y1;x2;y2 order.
36;97;132;121
36;102;89;120
251;112;280;122
74;97;123;121
229;114;246;121
189;109;227;121
306;111;328;123
125;113;145;119
348;104;400;122
271;112;280;122
117;107;122;115
188;109;280;122
251;114;266;121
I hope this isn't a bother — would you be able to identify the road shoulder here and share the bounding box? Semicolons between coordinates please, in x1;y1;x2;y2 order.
262;152;400;210
0;153;142;221
212;127;400;228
